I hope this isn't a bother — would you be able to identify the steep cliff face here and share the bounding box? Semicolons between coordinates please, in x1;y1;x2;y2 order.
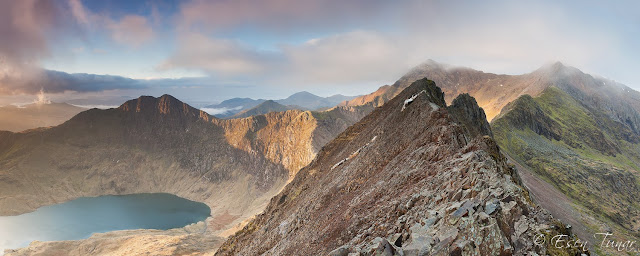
217;79;581;255
447;93;493;139
213;110;317;177
211;104;373;177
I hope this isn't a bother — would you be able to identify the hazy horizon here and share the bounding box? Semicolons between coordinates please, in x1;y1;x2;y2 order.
1;0;639;106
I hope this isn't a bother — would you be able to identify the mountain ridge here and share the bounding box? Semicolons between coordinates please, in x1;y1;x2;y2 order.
339;60;640;127
216;78;582;255
230;100;294;119
204;91;357;118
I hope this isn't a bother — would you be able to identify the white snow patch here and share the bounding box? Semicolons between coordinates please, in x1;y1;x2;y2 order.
331;135;378;170
331;158;347;170
401;90;428;112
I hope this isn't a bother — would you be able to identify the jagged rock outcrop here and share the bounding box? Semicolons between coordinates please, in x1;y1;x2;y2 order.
447;93;493;139
217;79;583;255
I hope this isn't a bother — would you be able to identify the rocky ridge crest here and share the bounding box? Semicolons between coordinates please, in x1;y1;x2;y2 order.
216;79;583;255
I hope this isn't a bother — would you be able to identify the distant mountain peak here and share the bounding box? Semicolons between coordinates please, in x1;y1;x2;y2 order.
551;60;565;68
230;100;293;119
285;91;322;100
290;91;315;96
534;61;578;75
118;94;210;121
413;59;447;70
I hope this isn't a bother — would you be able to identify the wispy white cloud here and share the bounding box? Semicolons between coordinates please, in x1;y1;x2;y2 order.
0;0;158;95
283;31;409;84
107;15;155;48
161;0;627;89
68;0;155;48
175;0;395;33
68;0;89;26
159;33;276;75
200;106;243;115
0;0;70;94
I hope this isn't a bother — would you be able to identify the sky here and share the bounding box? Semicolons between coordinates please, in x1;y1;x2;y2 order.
0;0;639;106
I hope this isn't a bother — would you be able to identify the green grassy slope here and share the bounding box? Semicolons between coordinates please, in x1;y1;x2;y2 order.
492;87;640;254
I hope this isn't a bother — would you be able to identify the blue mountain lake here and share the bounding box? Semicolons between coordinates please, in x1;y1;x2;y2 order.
0;193;210;253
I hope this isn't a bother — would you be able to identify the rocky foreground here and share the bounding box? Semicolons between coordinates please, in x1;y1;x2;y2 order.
216;79;585;255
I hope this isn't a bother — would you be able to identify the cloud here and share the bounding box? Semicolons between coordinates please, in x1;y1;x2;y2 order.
160;30;414;87
68;0;89;26
176;0;395;33
159;33;278;75
0;70;145;95
0;1;63;74
200;106;243;115
0;0;157;95
107;15;155;47
283;31;409;84
162;0;624;90
0;0;74;95
68;0;155;48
